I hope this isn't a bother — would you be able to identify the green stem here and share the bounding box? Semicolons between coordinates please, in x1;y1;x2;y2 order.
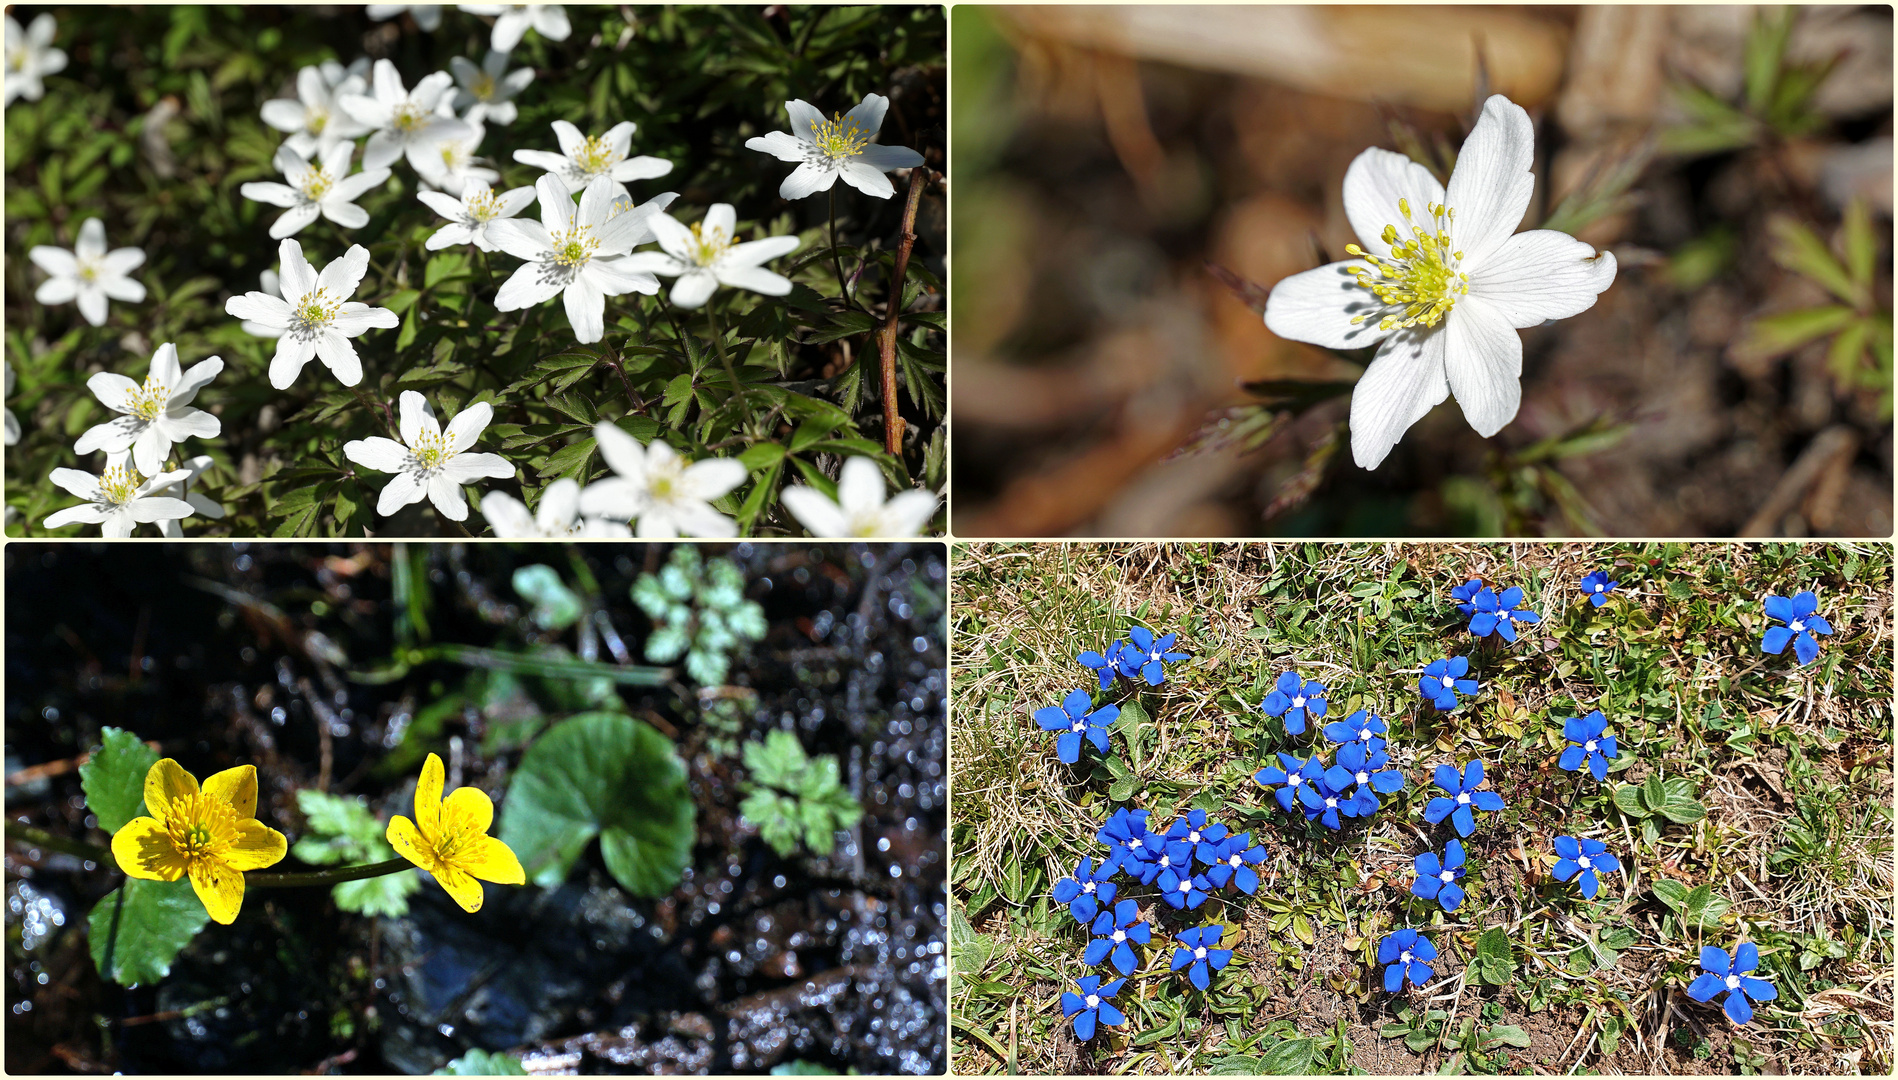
349;383;398;439
706;301;746;407
246;857;412;889
350;642;673;686
6;822;109;862
827;185;854;309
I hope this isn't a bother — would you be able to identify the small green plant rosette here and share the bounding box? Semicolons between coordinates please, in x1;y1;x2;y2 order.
632;548;767;685
739;730;864;858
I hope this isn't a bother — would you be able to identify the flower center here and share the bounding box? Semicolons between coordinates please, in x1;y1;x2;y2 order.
410;428;453;470
165;793;239;862
1324;796;1337;809
300;166;335;202
466;187;503;223
1346;199;1469;331
1593;583;1605;592
1356;770;1369;784
1176;880;1189;895
1193;946;1207;960
1081;881;1095;894
1085;993;1100;1009
1439;869;1454;882
1187;830;1200;844
1399;950;1413;964
307;108;329;135
1228;854;1241;868
687;220;733;268
126;372;171;421
1359;729;1373;741
392;103;426;134
1111;929;1125;942
575;133;621;176
440;141;468;170
5;45;25;75
1584;739;1597;752
76;255;102;284
1292;695;1306;708
1069;719;1086;733
97;462;142;505
549;225;599;269
1286;774;1302;788
294;288;341;331
1128;838;1143;851
1441;675;1455;688
1790;620;1805;632
807;111;871;161
1457;792;1471;804
471;70;496;101
1577;856;1592;869
1725;975;1741;992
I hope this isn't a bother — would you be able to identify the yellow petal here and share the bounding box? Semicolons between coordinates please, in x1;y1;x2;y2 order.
386;814;436;872
224;819;288;871
441;786;494;837
110;816;187;881
142;758;199;826
459;834;526;885
202;764;259;820
188;858;245;925
433;865;487;913
415;753;445;840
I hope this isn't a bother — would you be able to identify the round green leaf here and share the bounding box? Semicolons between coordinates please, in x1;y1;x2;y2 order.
88;877;211;986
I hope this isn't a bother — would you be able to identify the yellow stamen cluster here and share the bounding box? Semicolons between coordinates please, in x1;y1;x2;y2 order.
307;109;329;135
125;372;172;421
300;166;335;202
166;793;239;861
608;193;634;220
410;426;452;469
294;287;341;330
687;220;732;268
392;103;425;134
470;71;496;101
97;460;143;504
76;257;100;283
1346;199;1469;332
575;134;621;176
549;225;599;268
808;111;871;160
467;187;504;222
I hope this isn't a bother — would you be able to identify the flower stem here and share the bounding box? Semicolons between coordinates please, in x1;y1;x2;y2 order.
5;821;109;863
705;301;746;407
245;857;412;890
349;383;398;439
874;166;929;457
828;185;851;305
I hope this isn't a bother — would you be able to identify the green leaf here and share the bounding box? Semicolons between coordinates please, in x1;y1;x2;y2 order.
88;877;211;986
1613;783;1648;818
1640;773;1667;812
289;789;386;865
512;564;584;631
1842;198;1875;291
1770;217;1865;308
332;870;420;917
435;1049;529;1075
1258;1037;1317;1075
738;731;862;857
1652;877;1688;912
498;713;695;898
1485;1025;1532;1049
80;726;160;834
1472;928;1516;985
1658;777;1707;825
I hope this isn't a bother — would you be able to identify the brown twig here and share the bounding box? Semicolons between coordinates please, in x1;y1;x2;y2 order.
876;167;929;456
5;741;162;787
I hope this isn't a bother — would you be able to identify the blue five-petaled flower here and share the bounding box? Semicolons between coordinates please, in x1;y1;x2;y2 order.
1130;837;1194;887
1579;570;1617;607
1323;708;1388;749
1761;591;1832;666
1253;753;1325;813
1326;741;1406;815
1035;689;1119;765
1557;710;1618;781
1076;641;1130;689
1687;943;1777;1024
1298;772;1355;830
1051;856;1118;925
1469;586;1541;642
1260;669;1327;734
1155;865;1214;910
1450;578;1484;615
1423;759;1504;837
1378;929;1436;991
1097;807;1158;871
1123;625;1190;685
1171;925;1233;991
1411;839;1467;911
1061;974;1126;1040
1204;832;1267;893
1418;657;1478;711
1084;898;1150;976
1550;836;1620;900
1165;808;1229;866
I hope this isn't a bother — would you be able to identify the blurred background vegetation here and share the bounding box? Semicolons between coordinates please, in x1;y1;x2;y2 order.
950;5;1892;538
4;4;945;536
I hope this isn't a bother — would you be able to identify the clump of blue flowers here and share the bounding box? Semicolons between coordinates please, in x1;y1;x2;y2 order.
1761;590;1832;666
1579;570;1617;607
1253;754;1323;812
1557;710;1617;780
1204;832;1266;893
1171;925;1232;990
1378;929;1436;991
1259;669;1327;734
1423;760;1505;837
1035;689;1119;764
1165;809;1227;864
1418;657;1478;711
1469;585;1540;642
1076;640;1130;689
1061;974;1126;1040
1687;943;1777;1024
1550;836;1619;900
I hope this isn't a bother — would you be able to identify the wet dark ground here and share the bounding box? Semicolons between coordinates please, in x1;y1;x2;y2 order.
3;543;947;1074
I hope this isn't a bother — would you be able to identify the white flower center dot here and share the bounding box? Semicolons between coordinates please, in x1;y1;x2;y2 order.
1441;676;1455;688
1584;740;1597;752
1193;946;1207;960
1725;975;1741;992
1292;696;1305;708
1439;870;1454;882
1457;792;1470;805
1399;950;1413;964
1790;620;1805;632
1085;993;1100;1009
1578;856;1592;869
1111;929;1125;942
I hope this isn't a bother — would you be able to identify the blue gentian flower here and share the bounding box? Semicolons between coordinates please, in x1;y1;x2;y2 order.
1155;866;1214;910
1259;669;1328;734
1378;929;1436;991
1253;753;1325;813
1170;925;1233;990
1125;625;1190;685
1297;772;1357;830
1035;689;1119;765
1469;586;1541;642
1579;571;1617;607
1762;591;1832;666
1077;641;1130;689
1083;898;1150;976
1423;759;1505;837
1687;943;1777;1024
1410;839;1467;911
1165;809;1228;866
1051;856;1118;925
1097;807;1158;871
1551;836;1619;900
1061;974;1126;1040
1323;708;1387;750
1326;741;1406;814
1418;657;1478;711
1557;710;1617;781
1131;838;1194;887
1203;832;1267;893
1450;578;1485;615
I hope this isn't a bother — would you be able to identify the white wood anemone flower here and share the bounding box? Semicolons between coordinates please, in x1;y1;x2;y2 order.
73;342;223;477
459;4;570;51
619;203;799;309
240;143;391;239
781;456;939;537
343;390;515;521
480;478;631;537
513;119;672;198
5;13;67;106
450;51;533;126
338;59;470;172
260;63;372;159
238;269;283;338
413;117;498;197
154;454;225;538
418;178;536;252
224;239;400;389
366;5;444;31
44;450;194;537
745;93;924;200
487;174;675;344
29;218;147;326
1263;95;1618;471
577;421;747;538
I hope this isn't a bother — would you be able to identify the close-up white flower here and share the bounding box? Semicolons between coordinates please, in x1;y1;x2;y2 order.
365;4;444;31
338;59;470;172
781;456;939;537
620;203;799;309
224;239;400;389
413;117;499;197
343;390;514;521
1263;94;1618;471
4;363;18;446
153;454;225;538
487;174;675;344
459;4;570;51
745;93;924;200
418;178;536;252
260;63;372;159
43;450;194;537
73;342;223;477
577;421;747;538
513;119;671;197
449;51;533;126
28;217;147;327
479;478;630;537
4;13;67;106
240;143;391;239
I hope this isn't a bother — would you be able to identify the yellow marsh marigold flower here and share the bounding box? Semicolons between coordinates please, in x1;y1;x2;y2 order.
386;753;525;912
109;759;288;925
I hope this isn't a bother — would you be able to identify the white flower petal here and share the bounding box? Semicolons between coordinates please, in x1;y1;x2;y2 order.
480;490;538;536
344;436;412;473
668;270;720;309
746;130;809;164
680;457;746;501
838;160;897;199
856;142;925;171
1446;95;1538;269
315;330;364;385
1441;296;1522;438
376;469;428;516
1348;328;1449;470
781;486;850;537
278;238;319;300
443;400;493;453
714;265;791;297
1467;231;1618;328
592;421;647;479
1264;260;1394;351
1341;148;1445;260
779;161;839;200
494;261;564;311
